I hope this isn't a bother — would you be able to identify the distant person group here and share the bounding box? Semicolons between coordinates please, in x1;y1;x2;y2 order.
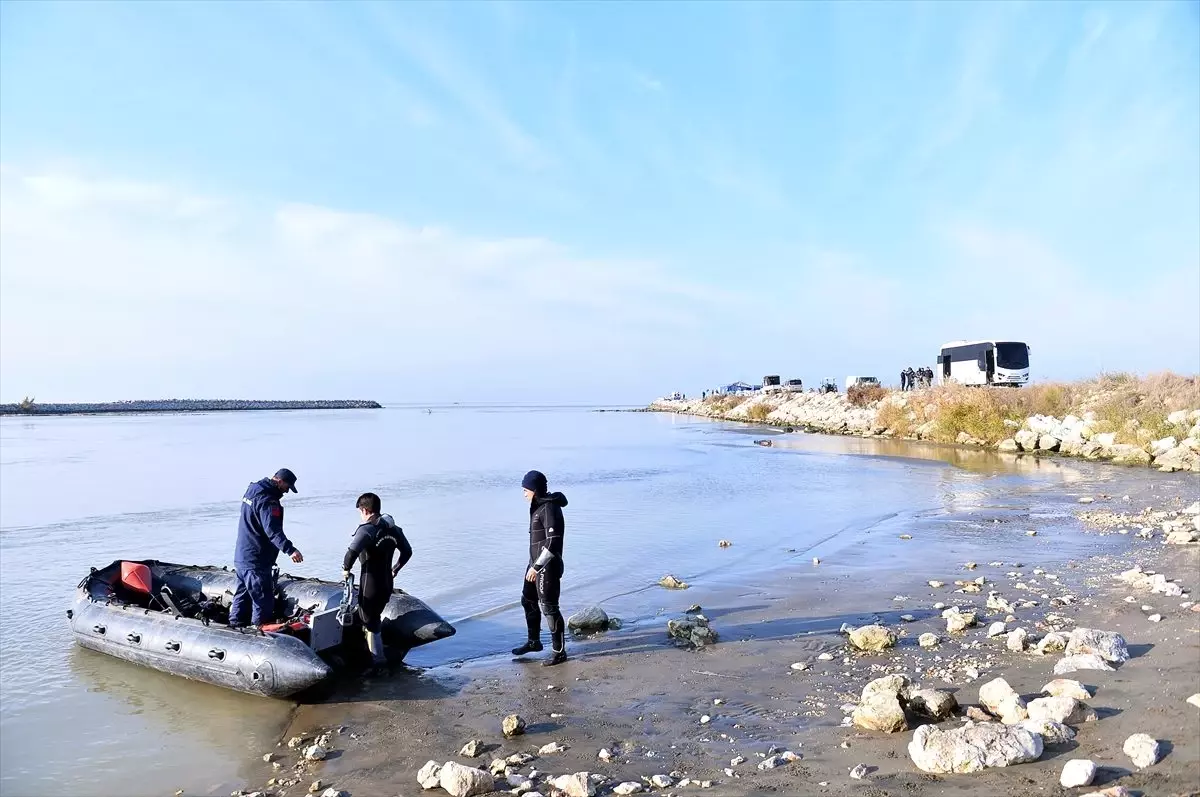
230;467;571;668
900;367;933;390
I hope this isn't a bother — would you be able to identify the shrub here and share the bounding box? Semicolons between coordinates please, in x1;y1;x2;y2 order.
746;402;773;422
876;401;915;437
847;384;887;407
18;396;35;413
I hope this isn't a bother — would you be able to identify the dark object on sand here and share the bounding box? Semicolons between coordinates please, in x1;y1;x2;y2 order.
754;439;773;447
67;560;455;698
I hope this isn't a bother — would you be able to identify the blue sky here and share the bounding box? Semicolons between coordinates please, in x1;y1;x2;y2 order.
1;1;1197;402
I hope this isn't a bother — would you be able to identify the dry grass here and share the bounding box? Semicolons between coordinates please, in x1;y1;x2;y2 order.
876;401;915;437
745;402;774;422
847;384;887;407
706;394;749;413
894;372;1199;445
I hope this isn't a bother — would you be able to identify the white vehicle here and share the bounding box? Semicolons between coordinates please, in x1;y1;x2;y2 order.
936;340;1030;386
762;375;782;392
845;375;880;391
783;378;805;393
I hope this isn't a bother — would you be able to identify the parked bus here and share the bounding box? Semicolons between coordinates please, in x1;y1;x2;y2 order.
762;375;782;392
936;340;1030;386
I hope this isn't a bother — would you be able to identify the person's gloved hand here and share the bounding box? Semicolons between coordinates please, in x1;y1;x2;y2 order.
341;569;351;581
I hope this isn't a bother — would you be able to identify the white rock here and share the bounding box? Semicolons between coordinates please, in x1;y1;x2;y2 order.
849;763;869;779
853;674;911;733
1007;628;1029;652
928;580;945;588
1148;613;1162;623
1188;694;1200;709
1054;654;1116;675
1018;718;1076;745
650;774;674;787
1027;696;1097;725
987;622;1007;638
303;745;328;762
549;773;595;797
979;678;1028;724
597;749;613;762
1036;632;1067;655
438;761;495;797
1123;733;1161;769
790;662;809;671
919;633;940;648
730;755;746;766
817;652;835;661
1060;759;1098;788
1078;497;1095;504
539;742;568;755
1065;628;1129;663
1041;679;1092;701
907;689;958;720
700;715;711;724
417;761;443;790
613;784;643;795
757;756;784;771
907;722;1043;773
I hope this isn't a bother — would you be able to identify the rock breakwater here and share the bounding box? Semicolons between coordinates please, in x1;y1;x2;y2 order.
650;383;1200;472
0;399;383;416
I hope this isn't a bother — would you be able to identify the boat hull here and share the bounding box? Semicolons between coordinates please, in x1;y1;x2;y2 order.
68;560;455;698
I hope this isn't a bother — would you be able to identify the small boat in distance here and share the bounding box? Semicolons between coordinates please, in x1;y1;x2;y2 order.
67;560;456;698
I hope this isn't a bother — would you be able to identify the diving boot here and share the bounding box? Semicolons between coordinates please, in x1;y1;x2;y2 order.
511;640;544;656
364;628;387;666
541;648;568;667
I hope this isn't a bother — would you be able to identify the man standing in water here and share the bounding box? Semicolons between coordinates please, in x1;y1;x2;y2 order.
342;492;413;666
511;470;570;666
230;468;303;629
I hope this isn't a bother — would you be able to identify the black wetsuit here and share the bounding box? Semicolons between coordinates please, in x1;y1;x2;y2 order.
343;516;412;632
522;491;568;650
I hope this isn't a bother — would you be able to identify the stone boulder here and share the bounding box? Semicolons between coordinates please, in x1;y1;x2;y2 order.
848;625;897;652
1036;632;1067;655
979;678;1028;724
852;674;911;733
502;714;526;738
1007;628;1029;652
998;438;1019;452
946;610;978;634
908;689;958;720
1027;696;1097;725
1038;435;1061;452
418;761;443;789
1150;437;1177;457
1061;759;1098;788
667;615;718;647
1041;679;1092;701
438;761;494;797
1054;654;1116;675
1014;430;1039;452
1109;444;1151;466
1018;718;1076;745
919;633;940;648
549;773;596;797
1065;628;1129;663
907;722;1043;773
1123;733;1161;769
567;606;611;633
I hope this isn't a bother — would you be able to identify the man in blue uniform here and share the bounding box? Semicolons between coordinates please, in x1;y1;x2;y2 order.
230;468;304;629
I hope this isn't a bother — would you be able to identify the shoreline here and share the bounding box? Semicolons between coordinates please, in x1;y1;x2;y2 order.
0;399;382;417
647;382;1200;474
224;449;1199;797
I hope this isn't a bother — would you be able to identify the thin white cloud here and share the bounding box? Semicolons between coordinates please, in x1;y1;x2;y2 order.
0;167;740;401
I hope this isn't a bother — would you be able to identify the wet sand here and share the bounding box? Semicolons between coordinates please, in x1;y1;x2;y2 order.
234;474;1200;797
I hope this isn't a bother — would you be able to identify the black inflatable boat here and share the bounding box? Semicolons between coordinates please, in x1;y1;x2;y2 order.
67;559;456;698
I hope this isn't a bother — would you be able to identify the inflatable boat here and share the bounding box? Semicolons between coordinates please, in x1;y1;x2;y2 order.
67;559;456;698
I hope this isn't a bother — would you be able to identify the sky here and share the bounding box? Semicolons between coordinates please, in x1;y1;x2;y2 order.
1;0;1197;403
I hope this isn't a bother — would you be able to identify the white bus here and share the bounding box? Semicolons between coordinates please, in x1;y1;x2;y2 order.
936;340;1030;386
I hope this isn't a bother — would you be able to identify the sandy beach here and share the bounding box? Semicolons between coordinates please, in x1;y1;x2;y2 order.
231;464;1200;797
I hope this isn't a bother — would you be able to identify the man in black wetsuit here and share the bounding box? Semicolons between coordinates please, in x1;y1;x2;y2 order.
342;492;413;665
511;470;569;666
